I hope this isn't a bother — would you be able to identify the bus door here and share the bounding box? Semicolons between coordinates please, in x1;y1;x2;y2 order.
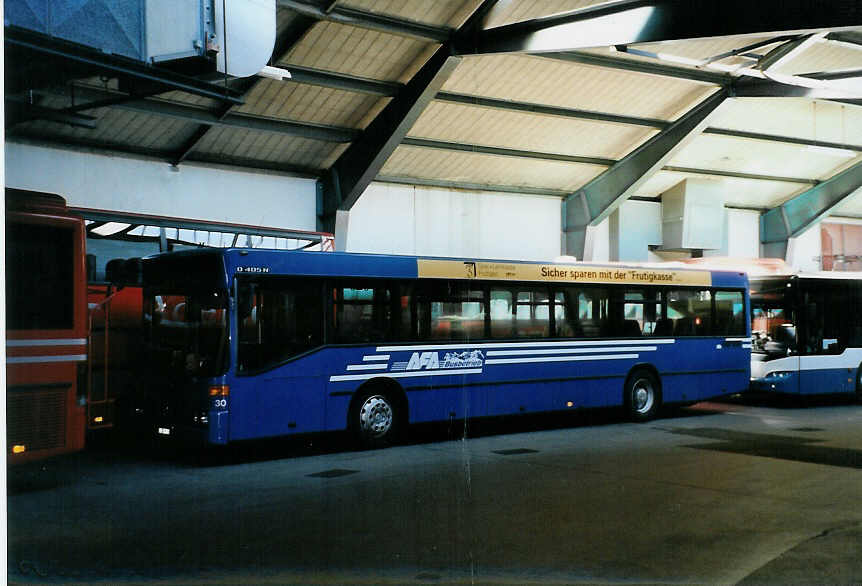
234;276;326;438
799;283;854;394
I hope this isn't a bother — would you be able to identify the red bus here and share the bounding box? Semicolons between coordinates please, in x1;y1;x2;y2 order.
6;189;88;463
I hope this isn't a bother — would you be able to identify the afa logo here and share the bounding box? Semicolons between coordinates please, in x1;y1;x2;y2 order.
403;350;484;371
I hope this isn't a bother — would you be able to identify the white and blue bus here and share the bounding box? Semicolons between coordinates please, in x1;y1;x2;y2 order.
750;272;862;399
138;249;751;447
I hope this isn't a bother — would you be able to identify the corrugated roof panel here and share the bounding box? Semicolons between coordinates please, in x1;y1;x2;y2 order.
13;106;197;152
669;134;858;181
409;100;658;159
443;55;717;121
773;39;862;75
635;171;809;209
483;0;607;29
339;0;477;28
192;126;342;169
284;21;435;83
235;79;389;129
381;145;606;191
710;98;862;148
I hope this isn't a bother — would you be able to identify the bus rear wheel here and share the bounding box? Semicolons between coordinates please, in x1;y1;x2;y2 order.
350;389;402;448
625;369;661;422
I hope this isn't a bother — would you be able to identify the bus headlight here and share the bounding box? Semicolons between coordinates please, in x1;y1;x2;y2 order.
764;371;793;380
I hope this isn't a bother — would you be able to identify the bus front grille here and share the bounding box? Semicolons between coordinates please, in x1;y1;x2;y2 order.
7;387;67;452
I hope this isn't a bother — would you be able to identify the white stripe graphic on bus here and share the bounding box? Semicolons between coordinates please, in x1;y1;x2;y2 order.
486;354;640;365
330;368;483;383
346;364;389;371
362;355;390;361
7;354;88;364
486;346;657;357
376;339;675;352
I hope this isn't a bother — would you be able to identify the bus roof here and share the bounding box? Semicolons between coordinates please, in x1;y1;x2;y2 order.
751;271;862;281
143;248;748;289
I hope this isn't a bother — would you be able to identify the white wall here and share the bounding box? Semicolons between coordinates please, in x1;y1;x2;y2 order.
5;142;318;230
346;182;562;261
787;225;822;272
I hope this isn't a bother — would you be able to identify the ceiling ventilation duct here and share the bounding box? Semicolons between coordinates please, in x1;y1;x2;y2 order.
659;179;726;251
5;0;275;76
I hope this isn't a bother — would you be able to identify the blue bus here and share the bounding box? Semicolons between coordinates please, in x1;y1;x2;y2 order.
751;272;862;398
138;249;751;447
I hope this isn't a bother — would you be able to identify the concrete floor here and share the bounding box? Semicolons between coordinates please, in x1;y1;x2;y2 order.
7;396;862;584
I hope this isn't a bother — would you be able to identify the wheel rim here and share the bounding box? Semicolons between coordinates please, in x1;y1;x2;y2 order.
358;395;393;438
632;378;655;414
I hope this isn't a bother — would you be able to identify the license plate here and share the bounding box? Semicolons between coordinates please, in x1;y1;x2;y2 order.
157;427;171;436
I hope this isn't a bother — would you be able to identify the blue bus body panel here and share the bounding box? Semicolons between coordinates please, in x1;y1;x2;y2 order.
222;337;750;440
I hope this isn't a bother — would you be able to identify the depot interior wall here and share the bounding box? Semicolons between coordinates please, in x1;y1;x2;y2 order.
5;142;318;229
345;182;562;261
787;224;823;271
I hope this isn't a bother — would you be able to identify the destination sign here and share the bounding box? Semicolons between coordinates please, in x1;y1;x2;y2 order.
417;259;712;287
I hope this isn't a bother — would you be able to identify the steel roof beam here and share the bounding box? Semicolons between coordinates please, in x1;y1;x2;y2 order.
376;176;570;198
456;0;862;55
562;89;729;260
401;137;616;166
761;160;862;258
6;99;97;129
284;65;402;96
277;0;452;42
701;128;862;153
663;166;817;185
542;51;729;85
435;92;668;128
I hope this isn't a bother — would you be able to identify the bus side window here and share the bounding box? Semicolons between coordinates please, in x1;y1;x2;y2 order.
418;281;485;341
553;290;581;338
577;287;609;338
237;277;323;372
514;287;550;338
714;290;745;336
489;288;513;338
332;283;392;343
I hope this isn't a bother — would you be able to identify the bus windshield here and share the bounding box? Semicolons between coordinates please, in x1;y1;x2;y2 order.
144;290;229;377
750;278;796;357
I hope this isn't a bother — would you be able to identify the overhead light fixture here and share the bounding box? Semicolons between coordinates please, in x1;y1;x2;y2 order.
258;65;292;81
805;145;858;158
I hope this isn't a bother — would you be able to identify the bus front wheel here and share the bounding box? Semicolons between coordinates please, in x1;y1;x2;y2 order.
625;369;661;421
350;389;402;448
